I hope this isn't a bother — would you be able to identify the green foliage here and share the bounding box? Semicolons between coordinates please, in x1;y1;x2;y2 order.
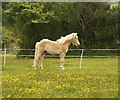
2;27;19;49
73;3;112;48
3;2;54;26
2;2;54;50
2;2;118;50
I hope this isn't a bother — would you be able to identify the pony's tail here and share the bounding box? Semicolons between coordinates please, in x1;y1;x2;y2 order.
34;42;39;59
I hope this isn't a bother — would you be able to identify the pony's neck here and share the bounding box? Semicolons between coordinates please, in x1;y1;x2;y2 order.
63;39;72;47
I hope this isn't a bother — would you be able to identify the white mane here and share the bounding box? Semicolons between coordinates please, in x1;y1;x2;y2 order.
57;33;78;44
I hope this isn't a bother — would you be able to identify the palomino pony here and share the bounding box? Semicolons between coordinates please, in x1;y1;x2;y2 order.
33;33;80;70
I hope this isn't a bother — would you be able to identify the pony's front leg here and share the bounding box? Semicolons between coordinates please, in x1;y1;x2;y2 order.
60;53;65;70
39;58;43;69
40;59;43;69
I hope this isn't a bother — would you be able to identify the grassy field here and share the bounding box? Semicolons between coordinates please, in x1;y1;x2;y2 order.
2;56;118;98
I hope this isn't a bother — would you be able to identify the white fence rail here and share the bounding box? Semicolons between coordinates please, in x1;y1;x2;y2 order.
1;48;119;66
1;48;119;57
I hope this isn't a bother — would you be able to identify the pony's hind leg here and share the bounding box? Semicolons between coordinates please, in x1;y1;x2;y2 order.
39;52;45;69
33;42;39;69
33;48;41;69
33;54;40;69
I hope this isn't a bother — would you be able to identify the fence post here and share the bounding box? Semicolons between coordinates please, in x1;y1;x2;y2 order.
80;49;84;68
4;48;6;66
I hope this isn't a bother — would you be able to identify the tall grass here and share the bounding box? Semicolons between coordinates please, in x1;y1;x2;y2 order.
2;57;118;98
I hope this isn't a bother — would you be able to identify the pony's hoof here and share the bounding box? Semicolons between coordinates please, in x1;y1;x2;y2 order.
61;67;65;70
40;67;43;69
34;67;36;69
59;67;65;70
32;65;36;69
32;65;35;67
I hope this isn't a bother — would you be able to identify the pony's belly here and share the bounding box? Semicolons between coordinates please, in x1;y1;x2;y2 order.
46;49;60;54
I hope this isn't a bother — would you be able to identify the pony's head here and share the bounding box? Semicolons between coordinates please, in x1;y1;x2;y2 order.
57;33;80;46
71;33;80;46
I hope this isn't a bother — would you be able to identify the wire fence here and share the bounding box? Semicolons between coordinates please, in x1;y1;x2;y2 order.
1;48;119;58
0;48;119;66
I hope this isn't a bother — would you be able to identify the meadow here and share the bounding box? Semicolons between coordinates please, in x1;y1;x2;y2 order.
2;56;118;98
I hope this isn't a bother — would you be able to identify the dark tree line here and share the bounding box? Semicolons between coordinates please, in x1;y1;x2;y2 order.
2;2;119;50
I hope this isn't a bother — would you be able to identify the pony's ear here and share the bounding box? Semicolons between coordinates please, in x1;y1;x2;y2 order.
72;33;77;38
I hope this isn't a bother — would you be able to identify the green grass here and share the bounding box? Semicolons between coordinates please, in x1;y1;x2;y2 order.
2;56;118;98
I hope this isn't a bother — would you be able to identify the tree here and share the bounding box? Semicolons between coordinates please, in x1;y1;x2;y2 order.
2;2;54;49
2;27;19;49
2;2;118;52
73;2;111;48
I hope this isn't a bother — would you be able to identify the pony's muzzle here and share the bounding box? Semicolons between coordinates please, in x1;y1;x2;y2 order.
78;41;80;45
75;41;80;46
